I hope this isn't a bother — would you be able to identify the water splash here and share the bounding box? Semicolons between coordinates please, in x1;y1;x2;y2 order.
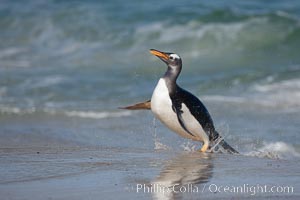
152;118;170;151
180;141;198;152
245;141;300;160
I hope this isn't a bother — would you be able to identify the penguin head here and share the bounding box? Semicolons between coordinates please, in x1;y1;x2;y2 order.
150;49;182;68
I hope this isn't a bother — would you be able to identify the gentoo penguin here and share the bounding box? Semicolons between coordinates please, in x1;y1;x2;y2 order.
121;49;238;154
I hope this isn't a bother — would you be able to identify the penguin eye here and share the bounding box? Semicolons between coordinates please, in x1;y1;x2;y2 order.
169;56;174;60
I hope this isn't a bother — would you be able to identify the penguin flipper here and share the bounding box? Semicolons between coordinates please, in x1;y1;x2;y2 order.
171;102;195;137
119;100;151;110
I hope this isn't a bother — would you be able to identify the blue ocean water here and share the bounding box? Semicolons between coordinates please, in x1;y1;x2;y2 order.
0;0;299;158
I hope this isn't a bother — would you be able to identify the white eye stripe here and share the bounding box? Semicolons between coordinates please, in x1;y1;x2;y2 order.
169;53;180;60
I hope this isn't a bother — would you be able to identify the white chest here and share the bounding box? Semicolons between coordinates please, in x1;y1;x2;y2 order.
150;79;208;142
151;79;175;124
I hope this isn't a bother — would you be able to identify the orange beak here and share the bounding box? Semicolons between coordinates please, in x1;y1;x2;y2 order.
149;49;169;60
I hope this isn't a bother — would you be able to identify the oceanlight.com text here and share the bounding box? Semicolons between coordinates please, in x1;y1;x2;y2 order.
135;183;294;196
207;183;294;195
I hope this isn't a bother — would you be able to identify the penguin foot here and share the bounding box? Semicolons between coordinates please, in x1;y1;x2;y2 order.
199;143;209;152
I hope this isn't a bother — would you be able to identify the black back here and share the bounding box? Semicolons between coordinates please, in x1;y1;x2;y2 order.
170;85;219;141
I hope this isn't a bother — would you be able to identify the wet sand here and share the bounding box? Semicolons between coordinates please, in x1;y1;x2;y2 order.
0;147;299;200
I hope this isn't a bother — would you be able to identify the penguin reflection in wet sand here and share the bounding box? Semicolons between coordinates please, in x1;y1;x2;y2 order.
122;49;238;154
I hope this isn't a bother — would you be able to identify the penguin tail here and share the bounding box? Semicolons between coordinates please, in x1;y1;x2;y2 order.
218;139;239;154
209;131;239;154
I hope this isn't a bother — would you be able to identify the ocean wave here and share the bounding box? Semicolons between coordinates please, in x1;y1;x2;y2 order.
251;78;300;109
253;78;300;93
133;12;300;58
64;110;132;119
202;78;300;111
0;105;132;119
21;75;68;90
203;95;246;104
135;19;245;44
245;141;300;160
0;106;37;115
1;4;300;69
0;47;27;59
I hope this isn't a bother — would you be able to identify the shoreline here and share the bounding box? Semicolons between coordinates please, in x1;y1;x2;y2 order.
0;147;299;199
